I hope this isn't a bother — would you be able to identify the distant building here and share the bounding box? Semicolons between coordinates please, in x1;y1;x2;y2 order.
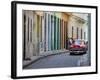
68;13;89;41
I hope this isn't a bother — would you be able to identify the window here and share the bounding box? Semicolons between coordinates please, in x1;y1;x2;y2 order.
54;16;56;49
65;22;68;49
40;16;42;42
77;27;79;39
72;26;74;38
23;14;26;60
51;15;55;50
64;21;66;48
30;19;32;42
28;17;29;41
44;13;46;51
84;32;86;40
81;28;83;39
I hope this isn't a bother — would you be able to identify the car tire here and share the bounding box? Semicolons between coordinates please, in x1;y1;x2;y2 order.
83;51;86;54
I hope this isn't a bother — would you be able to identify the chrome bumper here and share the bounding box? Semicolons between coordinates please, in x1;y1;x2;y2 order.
70;51;86;53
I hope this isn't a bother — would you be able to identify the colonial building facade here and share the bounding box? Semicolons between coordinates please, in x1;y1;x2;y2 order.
23;10;89;60
68;13;88;40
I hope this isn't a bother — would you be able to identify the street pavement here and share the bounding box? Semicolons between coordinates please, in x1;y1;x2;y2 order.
24;52;90;69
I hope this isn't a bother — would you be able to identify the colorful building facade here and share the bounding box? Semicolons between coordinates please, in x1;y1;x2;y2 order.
23;10;89;60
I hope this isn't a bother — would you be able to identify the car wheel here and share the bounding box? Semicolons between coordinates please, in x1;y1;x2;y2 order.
83;51;86;54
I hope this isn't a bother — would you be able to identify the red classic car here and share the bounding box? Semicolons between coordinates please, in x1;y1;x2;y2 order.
69;39;88;55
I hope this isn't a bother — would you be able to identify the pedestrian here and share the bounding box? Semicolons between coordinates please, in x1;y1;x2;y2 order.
68;38;73;48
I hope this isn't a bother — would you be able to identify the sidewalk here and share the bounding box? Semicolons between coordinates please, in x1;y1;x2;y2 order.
23;49;69;68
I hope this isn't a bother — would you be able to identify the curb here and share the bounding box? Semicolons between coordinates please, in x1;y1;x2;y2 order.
23;50;69;69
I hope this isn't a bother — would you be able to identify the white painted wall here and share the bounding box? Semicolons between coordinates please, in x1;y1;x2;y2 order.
23;11;37;59
68;13;88;40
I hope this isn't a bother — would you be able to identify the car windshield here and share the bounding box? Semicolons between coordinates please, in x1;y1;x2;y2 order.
74;40;81;45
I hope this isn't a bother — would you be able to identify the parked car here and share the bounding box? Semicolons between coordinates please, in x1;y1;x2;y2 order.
69;39;87;55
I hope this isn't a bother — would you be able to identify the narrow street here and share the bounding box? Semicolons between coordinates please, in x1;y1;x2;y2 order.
25;51;90;69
